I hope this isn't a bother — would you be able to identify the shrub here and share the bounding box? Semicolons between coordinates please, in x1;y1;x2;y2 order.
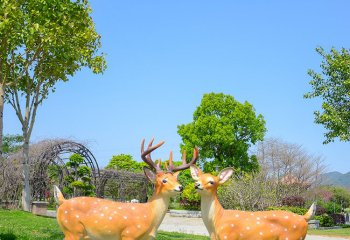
330;213;345;225
315;205;327;216
282;196;305;207
267;206;308;216
180;182;200;210
314;214;334;227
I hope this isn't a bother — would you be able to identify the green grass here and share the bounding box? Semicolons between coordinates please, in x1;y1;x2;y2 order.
0;209;208;240
308;228;350;239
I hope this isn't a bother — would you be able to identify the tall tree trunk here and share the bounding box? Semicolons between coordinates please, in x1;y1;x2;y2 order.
0;83;4;161
21;138;31;211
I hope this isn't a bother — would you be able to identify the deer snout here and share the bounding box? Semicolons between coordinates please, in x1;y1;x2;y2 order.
194;182;203;190
175;185;183;192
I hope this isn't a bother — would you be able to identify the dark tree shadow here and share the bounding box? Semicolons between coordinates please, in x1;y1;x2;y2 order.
0;233;17;240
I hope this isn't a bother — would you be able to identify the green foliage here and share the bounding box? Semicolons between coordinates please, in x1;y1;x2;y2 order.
267;206;308;216
2;134;23;156
314;214;335;227
64;153;95;197
305;47;350;144
323;201;342;214
180;182;200;210
177;92;266;172
106;154;146;172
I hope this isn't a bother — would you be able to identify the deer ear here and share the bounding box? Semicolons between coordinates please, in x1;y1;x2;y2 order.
218;168;234;184
143;167;156;183
190;165;202;180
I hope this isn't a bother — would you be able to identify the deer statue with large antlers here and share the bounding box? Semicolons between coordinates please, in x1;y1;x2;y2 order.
54;138;198;240
190;165;316;240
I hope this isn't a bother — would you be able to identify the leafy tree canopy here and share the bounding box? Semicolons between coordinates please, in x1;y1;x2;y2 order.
305;47;350;144
3;134;23;156
106;154;147;172
177;92;266;173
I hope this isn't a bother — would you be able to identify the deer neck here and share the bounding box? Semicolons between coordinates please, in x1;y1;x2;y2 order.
201;192;223;234
147;193;171;232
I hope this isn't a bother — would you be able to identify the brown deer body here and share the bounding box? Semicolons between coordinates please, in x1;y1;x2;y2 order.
190;165;316;240
54;139;198;240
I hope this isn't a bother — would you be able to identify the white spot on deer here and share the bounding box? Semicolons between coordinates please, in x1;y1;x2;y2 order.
113;211;117;214
144;215;147;218
250;213;254;216
240;233;243;237
76;215;79;218
257;221;260;225
246;226;250;230
224;236;227;239
273;214;276;217
118;207;122;210
284;215;289;219
126;230;129;234
124;216;128;219
101;213;104;217
231;224;234;227
285;238;289;240
64;220;68;223
137;225;141;229
264;216;267;219
94;220;98;224
109;216;113;220
256;217;260;220
131;207;135;210
235;214;239;217
284;228;288;232
259;232;263;236
293;225;296;229
104;206;108;210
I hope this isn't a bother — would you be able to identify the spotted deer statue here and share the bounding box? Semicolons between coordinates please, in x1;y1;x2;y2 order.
54;138;198;240
190;165;316;240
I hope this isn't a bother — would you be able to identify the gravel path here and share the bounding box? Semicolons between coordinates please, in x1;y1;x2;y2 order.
158;214;349;240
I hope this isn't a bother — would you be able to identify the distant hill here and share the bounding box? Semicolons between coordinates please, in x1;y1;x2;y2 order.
321;171;350;188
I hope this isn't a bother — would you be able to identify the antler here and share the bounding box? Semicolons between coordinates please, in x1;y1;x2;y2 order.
141;138;165;173
166;147;199;172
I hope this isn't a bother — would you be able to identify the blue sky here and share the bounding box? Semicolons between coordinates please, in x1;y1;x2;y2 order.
5;1;350;173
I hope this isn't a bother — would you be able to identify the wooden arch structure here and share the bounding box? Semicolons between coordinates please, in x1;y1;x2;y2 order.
96;169;148;202
1;139;149;205
31;140;100;200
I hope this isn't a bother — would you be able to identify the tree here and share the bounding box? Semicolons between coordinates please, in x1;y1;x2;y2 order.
0;0;25;159
64;153;95;197
4;0;106;211
177;92;266;172
106;154;146;172
257;138;326;198
304;47;350;144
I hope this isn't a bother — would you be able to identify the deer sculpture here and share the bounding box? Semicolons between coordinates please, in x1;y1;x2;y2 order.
190;165;316;240
54;139;198;240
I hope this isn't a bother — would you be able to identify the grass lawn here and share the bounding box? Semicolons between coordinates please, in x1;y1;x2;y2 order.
308;228;350;239
0;209;208;240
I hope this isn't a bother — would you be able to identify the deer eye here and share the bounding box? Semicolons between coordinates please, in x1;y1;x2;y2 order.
162;179;167;183
208;181;214;185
